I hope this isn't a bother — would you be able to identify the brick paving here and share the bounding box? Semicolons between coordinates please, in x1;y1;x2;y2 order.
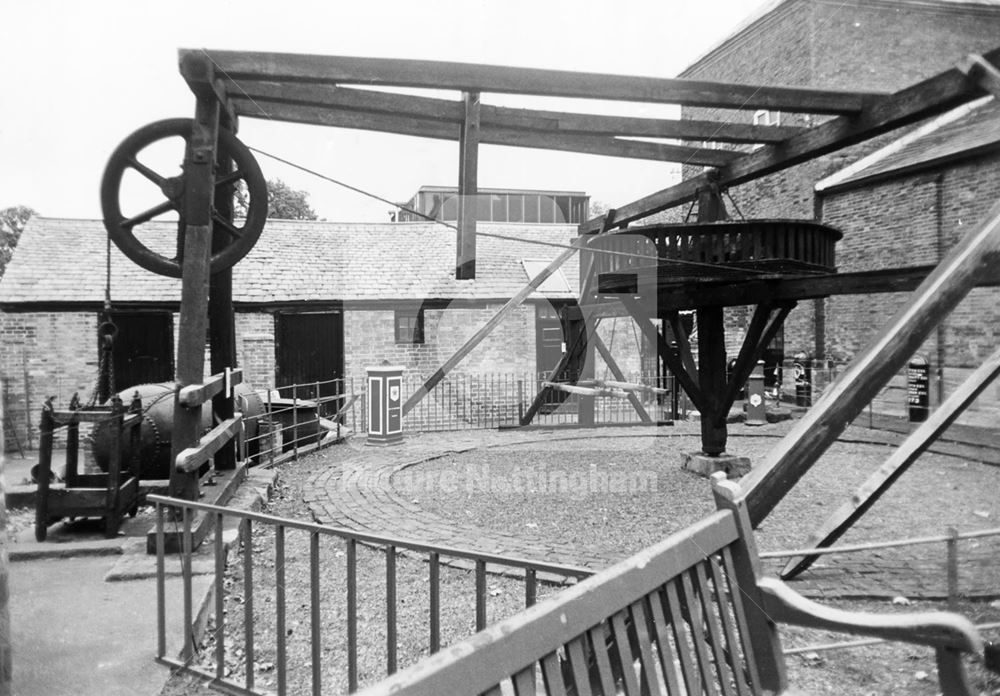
304;423;1000;600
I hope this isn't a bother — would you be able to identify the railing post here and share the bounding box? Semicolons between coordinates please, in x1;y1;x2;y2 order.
947;526;959;611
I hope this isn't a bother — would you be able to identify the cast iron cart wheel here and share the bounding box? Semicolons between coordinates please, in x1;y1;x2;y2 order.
100;118;267;278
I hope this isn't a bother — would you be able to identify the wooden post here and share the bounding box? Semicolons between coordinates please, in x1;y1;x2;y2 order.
168;95;220;502
33;400;54;542
742;197;1000;527
946;526;959;611
456;91;480;280
697;307;728;455
209;134;237;471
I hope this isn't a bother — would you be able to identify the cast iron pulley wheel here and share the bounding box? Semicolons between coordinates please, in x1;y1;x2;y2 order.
100;118;267;278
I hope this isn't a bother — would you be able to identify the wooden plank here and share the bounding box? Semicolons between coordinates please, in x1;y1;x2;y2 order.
716;550;763;695
708;555;754;696
679;571;720;696
457;92;479;279
782;344;1000;579
539;652;567;696
350;511;738;695
587;626;618;696
694;562;736;696
578;49;1000;233
175;415;243;473
564;637;594;696
741;197;1000;527
665;311;698;382
232;98;738;164
663;580;703;695
197;49;879;113
511;665;536;696
178;367;243;407
234;80;801;142
610;612;641;696
628;599;665;696
646;590;684;696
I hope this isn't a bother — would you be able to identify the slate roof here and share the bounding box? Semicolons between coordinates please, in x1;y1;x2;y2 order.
0;218;581;306
816;96;1000;193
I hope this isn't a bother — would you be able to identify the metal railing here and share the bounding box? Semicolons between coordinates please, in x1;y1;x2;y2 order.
762;525;1000;656
150;494;593;695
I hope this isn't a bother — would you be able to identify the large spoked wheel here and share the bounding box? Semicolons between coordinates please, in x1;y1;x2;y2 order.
100;118;267;278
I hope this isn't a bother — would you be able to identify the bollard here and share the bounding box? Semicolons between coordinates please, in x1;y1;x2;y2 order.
745;360;767;426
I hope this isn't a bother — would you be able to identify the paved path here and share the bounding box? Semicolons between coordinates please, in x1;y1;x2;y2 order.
305;421;1000;600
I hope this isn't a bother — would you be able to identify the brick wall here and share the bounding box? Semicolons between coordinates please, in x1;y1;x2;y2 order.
0;311;99;450
673;0;1000;376
820;152;1000;419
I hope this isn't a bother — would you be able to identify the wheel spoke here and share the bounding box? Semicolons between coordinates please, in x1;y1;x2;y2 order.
214;169;246;189
120;200;176;230
127;157;167;187
212;212;243;239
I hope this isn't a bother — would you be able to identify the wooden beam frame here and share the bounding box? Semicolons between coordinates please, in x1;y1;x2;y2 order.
230;98;738;165
231;81;802;143
192;49;880;114
577;49;1000;233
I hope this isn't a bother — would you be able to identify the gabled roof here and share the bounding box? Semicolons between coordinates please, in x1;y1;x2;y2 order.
816;96;1000;193
0;218;580;306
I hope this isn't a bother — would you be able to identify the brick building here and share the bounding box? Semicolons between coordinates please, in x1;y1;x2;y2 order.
675;0;1000;417
0;216;629;449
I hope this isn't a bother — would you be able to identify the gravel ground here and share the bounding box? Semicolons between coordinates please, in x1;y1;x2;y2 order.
161;425;1000;695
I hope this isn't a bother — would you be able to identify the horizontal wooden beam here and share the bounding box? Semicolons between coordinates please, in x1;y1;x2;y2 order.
578;49;1000;233
177;367;243;408
175;414;243;473
581;262;1000;312
234;81;801;143
194;49;880;114
232;98;738;165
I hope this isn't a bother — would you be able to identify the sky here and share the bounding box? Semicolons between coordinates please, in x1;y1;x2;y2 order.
0;0;772;223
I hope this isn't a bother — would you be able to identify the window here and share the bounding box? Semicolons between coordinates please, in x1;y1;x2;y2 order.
753;110;781;126
395;308;425;344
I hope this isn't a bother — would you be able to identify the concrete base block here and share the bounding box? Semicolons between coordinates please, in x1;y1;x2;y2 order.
681;452;752;479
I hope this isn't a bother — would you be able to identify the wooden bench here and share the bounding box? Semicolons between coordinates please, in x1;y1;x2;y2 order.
358;474;992;696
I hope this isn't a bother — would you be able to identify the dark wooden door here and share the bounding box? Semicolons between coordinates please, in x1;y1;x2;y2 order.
105;311;174;399
275;311;345;410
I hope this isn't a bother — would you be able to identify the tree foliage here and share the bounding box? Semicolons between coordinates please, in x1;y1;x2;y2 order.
235;178;318;221
0;205;37;276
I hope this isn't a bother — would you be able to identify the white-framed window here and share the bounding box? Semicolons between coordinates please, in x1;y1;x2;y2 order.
753;109;781;127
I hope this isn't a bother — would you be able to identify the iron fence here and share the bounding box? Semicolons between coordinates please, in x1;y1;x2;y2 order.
150;494;593;695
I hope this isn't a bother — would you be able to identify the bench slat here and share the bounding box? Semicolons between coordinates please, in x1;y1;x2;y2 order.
709;554;755;696
586;626;618;696
679;570;721;696
540;653;566;696
647;588;685;695
564;636;594;696
511;665;536;696
720;546;766;693
611;611;642;695
695;560;738;696
629;599;665;696
664;579;703;695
